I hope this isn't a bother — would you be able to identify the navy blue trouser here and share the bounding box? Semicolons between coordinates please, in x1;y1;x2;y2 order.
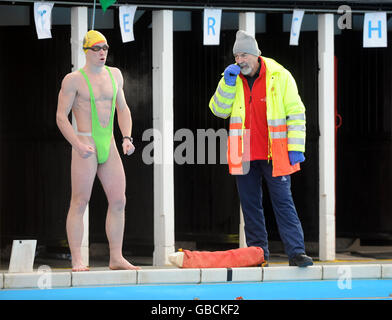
236;160;305;260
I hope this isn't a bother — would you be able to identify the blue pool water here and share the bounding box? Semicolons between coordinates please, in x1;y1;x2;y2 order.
1;279;392;300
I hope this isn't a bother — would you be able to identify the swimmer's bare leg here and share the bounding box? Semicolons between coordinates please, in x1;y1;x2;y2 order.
67;147;97;272
97;140;141;270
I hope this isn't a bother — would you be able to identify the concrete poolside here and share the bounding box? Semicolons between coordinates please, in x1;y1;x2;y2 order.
0;239;391;290
1;250;392;290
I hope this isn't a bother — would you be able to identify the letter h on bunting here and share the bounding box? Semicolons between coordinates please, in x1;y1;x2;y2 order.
363;12;387;48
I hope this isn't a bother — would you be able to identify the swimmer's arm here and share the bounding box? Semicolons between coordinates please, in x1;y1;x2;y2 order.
56;74;85;151
114;68;133;139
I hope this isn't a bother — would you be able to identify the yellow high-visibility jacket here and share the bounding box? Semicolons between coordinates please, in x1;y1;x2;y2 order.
209;56;306;177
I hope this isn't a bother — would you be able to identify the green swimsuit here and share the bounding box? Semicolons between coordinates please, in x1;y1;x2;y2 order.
79;66;117;164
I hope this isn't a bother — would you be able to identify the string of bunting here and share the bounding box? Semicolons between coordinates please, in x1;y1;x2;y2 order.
33;1;388;48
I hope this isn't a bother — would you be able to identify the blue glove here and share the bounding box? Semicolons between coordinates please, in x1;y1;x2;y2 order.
224;64;241;86
288;151;305;165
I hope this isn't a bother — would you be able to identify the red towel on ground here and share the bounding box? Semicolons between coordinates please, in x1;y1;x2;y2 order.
181;246;264;268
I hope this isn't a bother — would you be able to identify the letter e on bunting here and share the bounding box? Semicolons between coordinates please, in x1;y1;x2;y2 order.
119;5;137;43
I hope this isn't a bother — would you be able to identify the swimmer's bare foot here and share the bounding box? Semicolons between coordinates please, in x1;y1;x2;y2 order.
72;262;90;272
109;257;141;270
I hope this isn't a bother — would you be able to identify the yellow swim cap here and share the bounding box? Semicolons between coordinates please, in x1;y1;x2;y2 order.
83;30;107;53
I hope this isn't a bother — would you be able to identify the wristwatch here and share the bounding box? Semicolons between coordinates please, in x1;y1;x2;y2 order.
122;136;133;143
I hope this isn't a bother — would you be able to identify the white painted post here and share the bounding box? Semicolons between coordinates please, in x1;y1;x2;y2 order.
152;10;175;266
238;12;255;248
239;12;255;38
318;14;336;261
71;7;89;267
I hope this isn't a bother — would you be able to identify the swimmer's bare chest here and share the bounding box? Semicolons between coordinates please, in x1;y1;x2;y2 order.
72;71;116;133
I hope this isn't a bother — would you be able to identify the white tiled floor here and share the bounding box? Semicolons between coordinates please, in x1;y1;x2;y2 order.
231;267;263;282
322;264;382;280
137;268;200;284
200;268;228;283
382;264;392;278
71;270;137;287
4;272;71;289
263;266;322;281
1;263;392;289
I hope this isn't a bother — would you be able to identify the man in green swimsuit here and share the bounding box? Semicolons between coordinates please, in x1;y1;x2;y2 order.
56;30;139;271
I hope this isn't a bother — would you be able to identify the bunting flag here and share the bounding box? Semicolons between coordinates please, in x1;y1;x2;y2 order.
34;2;54;39
289;10;305;46
203;8;222;45
119;5;137;43
29;2;392;50
99;0;116;12
363;12;387;48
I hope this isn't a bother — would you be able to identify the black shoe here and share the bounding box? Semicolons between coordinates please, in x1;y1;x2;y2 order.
289;254;313;267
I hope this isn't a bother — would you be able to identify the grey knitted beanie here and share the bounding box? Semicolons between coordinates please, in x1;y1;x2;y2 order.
233;30;261;56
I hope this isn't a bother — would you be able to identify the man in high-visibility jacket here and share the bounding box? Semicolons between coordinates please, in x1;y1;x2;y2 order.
209;30;313;267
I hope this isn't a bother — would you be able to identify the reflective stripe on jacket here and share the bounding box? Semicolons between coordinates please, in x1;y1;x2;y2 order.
209;56;306;177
